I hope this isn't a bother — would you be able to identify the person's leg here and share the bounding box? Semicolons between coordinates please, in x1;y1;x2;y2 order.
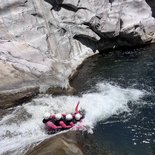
59;121;72;129
70;122;74;127
47;121;62;129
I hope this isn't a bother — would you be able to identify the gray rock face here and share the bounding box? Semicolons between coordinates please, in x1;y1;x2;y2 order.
0;86;39;109
26;131;84;155
0;0;155;108
25;131;109;155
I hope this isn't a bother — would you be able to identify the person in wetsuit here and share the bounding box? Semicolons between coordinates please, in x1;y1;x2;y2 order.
52;113;67;128
43;113;74;131
42;112;62;131
60;114;74;129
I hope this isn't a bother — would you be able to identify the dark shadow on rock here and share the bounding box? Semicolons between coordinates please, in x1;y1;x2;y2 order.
109;0;114;4
97;35;150;57
44;0;87;12
83;21;105;39
73;35;98;53
44;0;63;11
60;3;87;12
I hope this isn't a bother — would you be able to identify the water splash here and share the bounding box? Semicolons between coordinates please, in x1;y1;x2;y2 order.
0;82;146;154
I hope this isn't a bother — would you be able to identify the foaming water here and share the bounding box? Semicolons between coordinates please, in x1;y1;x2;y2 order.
0;82;146;154
82;82;146;126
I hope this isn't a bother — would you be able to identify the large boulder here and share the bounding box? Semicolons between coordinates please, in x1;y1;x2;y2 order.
26;131;84;155
26;131;109;155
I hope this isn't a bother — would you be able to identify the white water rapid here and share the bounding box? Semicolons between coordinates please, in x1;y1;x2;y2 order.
0;82;146;155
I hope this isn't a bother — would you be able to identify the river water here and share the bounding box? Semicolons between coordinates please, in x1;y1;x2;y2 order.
0;45;155;155
71;45;155;155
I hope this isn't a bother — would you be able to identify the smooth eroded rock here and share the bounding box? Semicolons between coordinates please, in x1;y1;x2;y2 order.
0;86;39;109
26;131;84;155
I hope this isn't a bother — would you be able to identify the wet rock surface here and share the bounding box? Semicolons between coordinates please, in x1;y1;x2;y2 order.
26;131;84;155
47;86;76;95
26;131;109;155
0;86;39;109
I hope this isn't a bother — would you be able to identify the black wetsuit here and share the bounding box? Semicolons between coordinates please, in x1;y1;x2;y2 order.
54;117;64;126
42;118;49;123
64;120;72;126
42;118;61;134
42;118;56;124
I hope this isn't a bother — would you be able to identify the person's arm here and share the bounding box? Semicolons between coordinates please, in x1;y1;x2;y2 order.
47;121;62;129
70;122;75;127
59;121;72;129
75;101;80;114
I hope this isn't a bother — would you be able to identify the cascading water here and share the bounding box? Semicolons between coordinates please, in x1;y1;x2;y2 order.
0;82;145;155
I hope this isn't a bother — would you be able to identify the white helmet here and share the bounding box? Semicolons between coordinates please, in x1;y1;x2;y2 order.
66;114;73;121
55;113;62;120
44;112;50;119
75;113;81;120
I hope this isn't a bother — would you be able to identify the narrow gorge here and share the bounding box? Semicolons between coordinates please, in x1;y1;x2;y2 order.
0;0;155;155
